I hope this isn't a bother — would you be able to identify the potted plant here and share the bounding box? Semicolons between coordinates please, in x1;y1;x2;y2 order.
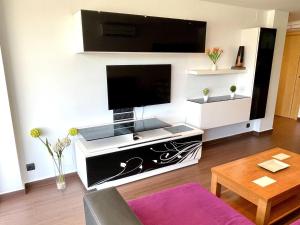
230;85;237;98
203;88;209;102
30;128;78;190
206;48;223;71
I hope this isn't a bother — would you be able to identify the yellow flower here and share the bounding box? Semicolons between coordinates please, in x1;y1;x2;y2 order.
30;128;41;138
68;128;78;136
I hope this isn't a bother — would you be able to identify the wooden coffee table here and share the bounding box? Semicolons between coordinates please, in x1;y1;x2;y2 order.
211;148;300;225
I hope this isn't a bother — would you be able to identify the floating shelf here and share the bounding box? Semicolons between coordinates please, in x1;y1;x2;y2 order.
187;95;250;104
187;68;247;76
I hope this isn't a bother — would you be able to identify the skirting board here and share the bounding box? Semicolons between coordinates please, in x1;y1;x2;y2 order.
1;173;83;199
252;129;273;137
203;129;273;148
0;188;25;201
203;132;253;148
24;172;80;193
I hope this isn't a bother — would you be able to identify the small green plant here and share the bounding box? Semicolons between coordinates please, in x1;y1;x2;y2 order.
230;85;237;93
203;88;209;96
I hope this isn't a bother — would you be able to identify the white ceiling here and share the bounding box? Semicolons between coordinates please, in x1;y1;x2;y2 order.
203;0;300;21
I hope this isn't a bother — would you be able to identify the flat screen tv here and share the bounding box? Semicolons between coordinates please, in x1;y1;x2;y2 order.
106;64;171;109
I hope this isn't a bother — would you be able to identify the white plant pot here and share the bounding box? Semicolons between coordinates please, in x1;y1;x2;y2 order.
211;64;217;71
203;95;208;102
230;92;235;99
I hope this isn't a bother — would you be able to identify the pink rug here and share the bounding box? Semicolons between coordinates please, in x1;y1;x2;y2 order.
291;220;300;225
128;183;254;225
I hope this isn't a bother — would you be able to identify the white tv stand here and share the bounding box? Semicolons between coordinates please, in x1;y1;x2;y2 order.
75;118;203;190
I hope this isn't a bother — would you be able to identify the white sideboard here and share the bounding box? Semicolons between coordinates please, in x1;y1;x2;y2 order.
75;119;203;190
186;95;251;129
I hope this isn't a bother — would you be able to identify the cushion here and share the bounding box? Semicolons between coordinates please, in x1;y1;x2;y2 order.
128;183;254;225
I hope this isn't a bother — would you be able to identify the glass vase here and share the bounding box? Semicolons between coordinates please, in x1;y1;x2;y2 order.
53;156;66;190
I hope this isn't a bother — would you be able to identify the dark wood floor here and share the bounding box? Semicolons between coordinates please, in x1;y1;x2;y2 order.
1;116;300;225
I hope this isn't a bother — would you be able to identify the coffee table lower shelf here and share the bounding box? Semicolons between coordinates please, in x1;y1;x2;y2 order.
221;190;300;224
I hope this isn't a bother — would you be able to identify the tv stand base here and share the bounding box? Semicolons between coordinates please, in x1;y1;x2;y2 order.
75;121;203;190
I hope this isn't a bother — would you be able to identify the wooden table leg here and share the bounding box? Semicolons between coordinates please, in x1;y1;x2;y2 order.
211;173;221;197
256;199;271;225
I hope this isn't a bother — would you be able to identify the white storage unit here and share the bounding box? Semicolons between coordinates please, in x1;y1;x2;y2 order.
186;95;251;129
75;119;203;190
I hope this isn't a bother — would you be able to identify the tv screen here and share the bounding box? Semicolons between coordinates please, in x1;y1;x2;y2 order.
106;64;171;109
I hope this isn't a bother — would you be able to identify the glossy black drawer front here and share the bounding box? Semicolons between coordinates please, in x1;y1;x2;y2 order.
250;28;277;120
80;10;206;53
86;135;202;187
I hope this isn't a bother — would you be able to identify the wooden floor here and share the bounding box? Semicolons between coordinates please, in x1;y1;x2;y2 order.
1;116;300;225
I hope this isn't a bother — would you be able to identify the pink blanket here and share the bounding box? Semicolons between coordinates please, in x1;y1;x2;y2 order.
128;183;254;225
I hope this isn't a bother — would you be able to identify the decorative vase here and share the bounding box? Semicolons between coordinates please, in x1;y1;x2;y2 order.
230;92;235;99
56;174;66;190
211;63;217;71
203;95;208;102
53;157;66;190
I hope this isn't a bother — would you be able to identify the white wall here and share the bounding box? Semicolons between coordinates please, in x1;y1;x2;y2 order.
0;0;287;186
0;47;24;194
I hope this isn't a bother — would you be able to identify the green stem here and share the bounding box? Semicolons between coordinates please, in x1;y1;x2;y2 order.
37;136;65;182
38;137;46;145
52;156;60;172
56;157;64;183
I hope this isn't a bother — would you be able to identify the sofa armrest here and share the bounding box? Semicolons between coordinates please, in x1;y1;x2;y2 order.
84;187;143;225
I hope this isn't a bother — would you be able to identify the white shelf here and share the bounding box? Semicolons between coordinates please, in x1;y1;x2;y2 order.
187;68;246;76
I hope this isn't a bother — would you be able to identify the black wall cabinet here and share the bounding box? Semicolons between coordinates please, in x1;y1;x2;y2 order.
80;10;207;53
250;28;277;120
86;135;202;187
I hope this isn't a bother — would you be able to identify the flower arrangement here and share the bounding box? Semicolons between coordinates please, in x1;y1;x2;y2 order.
30;128;78;190
206;48;223;70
